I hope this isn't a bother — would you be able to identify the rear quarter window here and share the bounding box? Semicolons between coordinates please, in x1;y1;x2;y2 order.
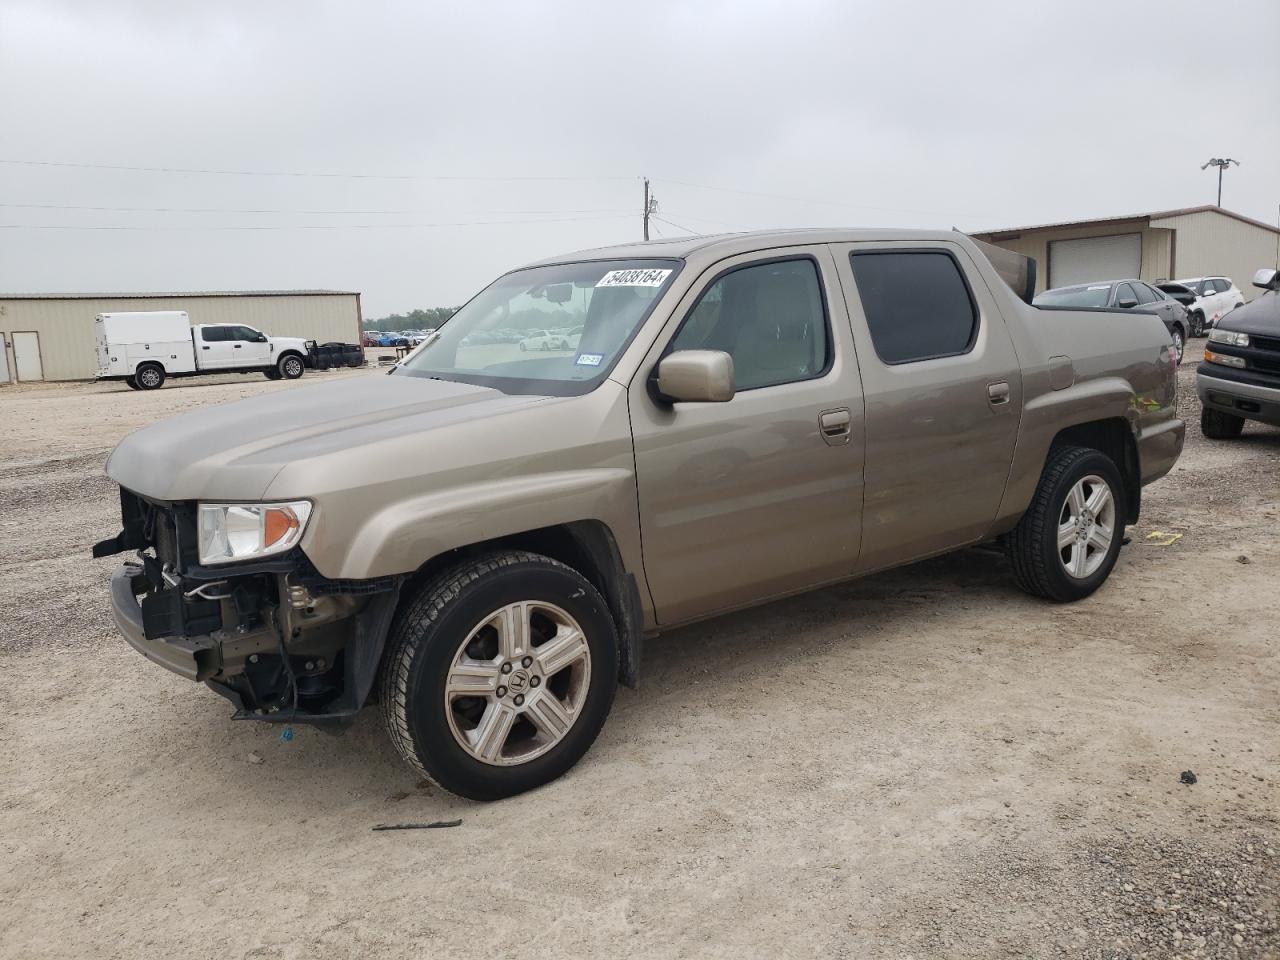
849;250;978;364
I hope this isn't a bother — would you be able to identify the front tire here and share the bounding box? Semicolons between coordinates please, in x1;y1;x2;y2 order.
1007;445;1126;602
379;551;619;800
1170;326;1185;365
263;367;283;380
1201;407;1245;440
1190;312;1205;337
135;363;165;390
278;354;304;380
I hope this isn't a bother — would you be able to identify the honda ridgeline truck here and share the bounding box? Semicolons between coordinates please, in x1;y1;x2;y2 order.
96;311;313;390
94;230;1184;799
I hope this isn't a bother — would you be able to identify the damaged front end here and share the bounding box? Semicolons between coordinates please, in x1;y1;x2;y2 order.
95;488;400;726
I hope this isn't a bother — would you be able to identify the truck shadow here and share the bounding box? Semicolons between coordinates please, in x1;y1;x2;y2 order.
150;544;1026;808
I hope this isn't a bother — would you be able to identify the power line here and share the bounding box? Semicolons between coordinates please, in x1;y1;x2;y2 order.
655;176;986;220
0;200;635;216
659;210;743;230
651;215;699;235
0;157;636;182
0;213;632;231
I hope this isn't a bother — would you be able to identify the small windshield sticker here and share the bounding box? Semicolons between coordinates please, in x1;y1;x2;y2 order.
596;268;672;288
575;353;604;367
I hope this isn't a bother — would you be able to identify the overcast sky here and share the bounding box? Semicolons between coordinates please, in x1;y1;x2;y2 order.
1;0;1277;317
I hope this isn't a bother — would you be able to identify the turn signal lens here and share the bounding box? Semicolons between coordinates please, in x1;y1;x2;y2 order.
197;501;312;565
1204;348;1246;369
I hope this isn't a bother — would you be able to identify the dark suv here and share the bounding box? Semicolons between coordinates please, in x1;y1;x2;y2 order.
1197;268;1280;438
1034;279;1191;364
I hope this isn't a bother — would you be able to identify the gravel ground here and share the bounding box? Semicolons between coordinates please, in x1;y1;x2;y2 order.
1;345;1277;960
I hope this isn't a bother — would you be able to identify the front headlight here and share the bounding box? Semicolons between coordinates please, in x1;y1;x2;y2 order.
1209;328;1250;347
197;501;312;565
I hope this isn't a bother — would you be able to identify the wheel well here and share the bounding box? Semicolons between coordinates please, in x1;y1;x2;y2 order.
1050;418;1141;523
402;520;644;688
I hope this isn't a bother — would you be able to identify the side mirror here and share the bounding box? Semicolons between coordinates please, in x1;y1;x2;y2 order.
655;350;735;403
256;334;268;343
1253;268;1279;291
1116;297;1138;309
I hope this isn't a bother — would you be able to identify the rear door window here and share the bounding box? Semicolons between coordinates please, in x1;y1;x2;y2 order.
200;326;226;342
848;250;978;364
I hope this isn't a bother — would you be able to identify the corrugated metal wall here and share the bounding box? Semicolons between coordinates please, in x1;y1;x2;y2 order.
1149;210;1280;302
977;210;1280;301
976;224;1172;295
0;293;361;381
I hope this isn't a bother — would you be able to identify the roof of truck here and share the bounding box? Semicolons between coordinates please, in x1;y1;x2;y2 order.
519;228;966;268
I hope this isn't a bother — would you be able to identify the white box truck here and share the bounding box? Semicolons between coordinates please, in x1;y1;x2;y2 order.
95;312;315;390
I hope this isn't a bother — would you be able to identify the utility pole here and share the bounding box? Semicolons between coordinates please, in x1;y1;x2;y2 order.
1201;158;1240;207
642;177;657;240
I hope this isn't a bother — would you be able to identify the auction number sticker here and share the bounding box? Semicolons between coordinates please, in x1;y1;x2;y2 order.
596;268;672;288
575;353;604;367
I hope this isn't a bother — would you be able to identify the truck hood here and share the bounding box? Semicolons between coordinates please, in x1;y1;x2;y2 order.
106;374;551;502
1216;292;1280;336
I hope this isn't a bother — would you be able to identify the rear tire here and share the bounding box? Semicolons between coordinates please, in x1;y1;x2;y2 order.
1007;445;1126;602
379;551;618;801
135;363;165;390
1170;327;1185;365
278;354;304;380
1201;407;1245;440
124;376;140;390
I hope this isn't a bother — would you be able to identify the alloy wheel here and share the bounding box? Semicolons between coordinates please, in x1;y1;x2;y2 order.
444;601;591;766
1057;474;1116;579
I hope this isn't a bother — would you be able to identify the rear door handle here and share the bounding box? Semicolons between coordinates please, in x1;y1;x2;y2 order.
987;381;1011;405
819;407;852;446
233;344;242;348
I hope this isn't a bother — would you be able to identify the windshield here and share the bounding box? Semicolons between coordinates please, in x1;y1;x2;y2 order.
1176;279;1205;294
396;259;681;395
1033;284;1113;308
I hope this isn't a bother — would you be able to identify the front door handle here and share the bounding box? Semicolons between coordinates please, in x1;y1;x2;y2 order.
819;407;852;446
987;381;1011;405
233;344;242;349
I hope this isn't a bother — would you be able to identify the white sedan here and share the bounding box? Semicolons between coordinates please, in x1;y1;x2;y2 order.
518;329;572;351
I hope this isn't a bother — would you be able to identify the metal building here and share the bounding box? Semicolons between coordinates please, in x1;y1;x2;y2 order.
0;289;361;383
970;205;1280;301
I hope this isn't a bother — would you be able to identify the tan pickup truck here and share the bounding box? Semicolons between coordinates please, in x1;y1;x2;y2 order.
95;229;1184;799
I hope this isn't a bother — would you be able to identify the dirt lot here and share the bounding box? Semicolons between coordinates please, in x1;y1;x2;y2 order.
1;347;1277;960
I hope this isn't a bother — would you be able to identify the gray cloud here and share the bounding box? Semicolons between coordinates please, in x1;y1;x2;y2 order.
1;0;1276;316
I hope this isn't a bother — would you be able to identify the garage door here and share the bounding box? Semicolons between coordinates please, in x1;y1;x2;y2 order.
1048;234;1141;288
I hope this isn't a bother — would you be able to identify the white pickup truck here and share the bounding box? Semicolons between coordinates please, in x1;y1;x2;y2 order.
95;311;313;390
